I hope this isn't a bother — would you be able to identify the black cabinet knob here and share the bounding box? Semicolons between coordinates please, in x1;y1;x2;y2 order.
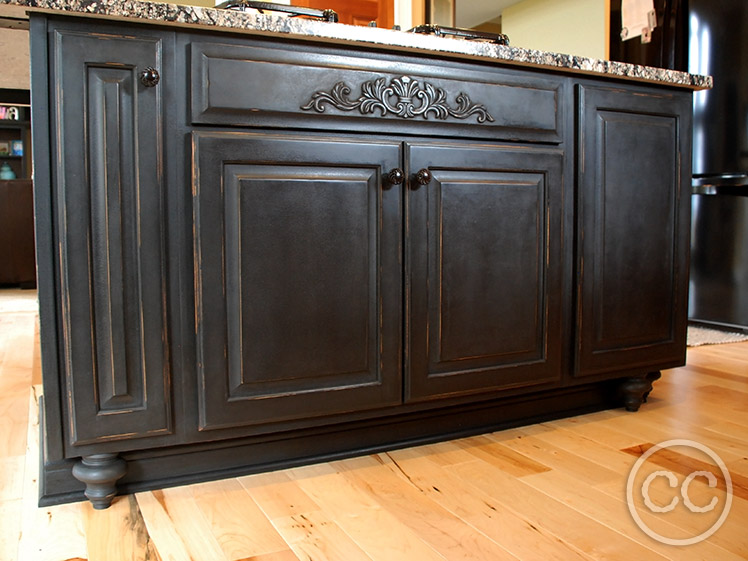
387;168;405;185
415;168;432;185
140;67;160;87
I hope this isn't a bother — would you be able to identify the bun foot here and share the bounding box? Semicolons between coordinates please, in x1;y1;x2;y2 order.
71;454;127;509
619;372;661;412
642;371;662;403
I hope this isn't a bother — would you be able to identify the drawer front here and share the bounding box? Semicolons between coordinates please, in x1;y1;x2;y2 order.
190;40;563;143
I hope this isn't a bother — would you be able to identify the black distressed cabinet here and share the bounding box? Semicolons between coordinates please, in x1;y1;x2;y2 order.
31;15;693;508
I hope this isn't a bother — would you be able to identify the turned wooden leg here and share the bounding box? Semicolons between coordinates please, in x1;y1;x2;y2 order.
71;454;127;509
619;372;660;412
642;371;662;403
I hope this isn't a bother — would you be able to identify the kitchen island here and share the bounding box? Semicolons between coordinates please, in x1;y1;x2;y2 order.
11;0;710;508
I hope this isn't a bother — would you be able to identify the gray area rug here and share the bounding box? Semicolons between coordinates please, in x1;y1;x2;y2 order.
687;325;748;347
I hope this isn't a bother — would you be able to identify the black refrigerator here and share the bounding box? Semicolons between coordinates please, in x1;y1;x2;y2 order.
611;0;748;331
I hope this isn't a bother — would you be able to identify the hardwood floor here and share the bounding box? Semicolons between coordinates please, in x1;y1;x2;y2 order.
1;288;746;561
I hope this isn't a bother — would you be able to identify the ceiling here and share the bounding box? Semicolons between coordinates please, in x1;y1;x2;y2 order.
455;0;522;28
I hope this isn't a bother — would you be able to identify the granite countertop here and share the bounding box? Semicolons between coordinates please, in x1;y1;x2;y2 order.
1;0;712;90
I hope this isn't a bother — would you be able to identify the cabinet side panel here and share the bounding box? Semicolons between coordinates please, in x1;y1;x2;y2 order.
54;29;172;446
31;14;67;462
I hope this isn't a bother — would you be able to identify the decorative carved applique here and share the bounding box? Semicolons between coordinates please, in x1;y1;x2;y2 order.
301;75;495;123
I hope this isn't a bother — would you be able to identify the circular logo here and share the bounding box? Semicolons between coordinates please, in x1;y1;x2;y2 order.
626;439;733;546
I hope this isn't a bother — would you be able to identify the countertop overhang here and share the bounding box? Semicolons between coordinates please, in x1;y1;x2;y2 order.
0;0;712;89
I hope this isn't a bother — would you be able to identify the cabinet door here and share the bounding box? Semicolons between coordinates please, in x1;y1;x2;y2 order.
406;143;565;401
52;29;172;446
576;85;691;377
193;132;402;431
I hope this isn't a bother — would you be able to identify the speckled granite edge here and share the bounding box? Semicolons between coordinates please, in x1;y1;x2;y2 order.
1;0;712;89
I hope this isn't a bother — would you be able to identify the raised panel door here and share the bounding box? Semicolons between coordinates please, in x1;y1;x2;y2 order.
406;142;565;401
193;132;402;431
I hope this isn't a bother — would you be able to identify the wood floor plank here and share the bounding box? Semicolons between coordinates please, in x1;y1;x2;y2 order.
523;468;744;561
0;396;32;458
543;413;646;449
539;412;746;478
409;440;484;468
653;377;748;427
623;410;748;463
240;473;366;561
492;425;637;475
0;313;35;393
335;454;521;561
621;443;748;502
687;344;748;375
0;455;25;502
84;495;161;561
596;474;747;557
681;364;748;392
286;463;449;561
452;434;551;477
18;502;89;561
727;457;748;478
238;471;321;521
272;510;372;561
30;316;42;387
386;446;596;561
703;419;748;442
189;478;292;560
572;408;738;463
18;388;87;561
0;312;34;459
484;430;622;486
153;486;230;561
0;498;22;561
233;551;300;561
135;490;201;561
447;458;671;561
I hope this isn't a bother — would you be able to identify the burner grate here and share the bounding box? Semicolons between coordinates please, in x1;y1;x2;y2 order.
215;1;339;23
409;24;509;46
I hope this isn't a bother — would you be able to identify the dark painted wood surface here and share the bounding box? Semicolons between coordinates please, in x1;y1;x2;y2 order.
575;84;691;378
51;27;173;447
190;39;563;143
192;131;402;430
406;142;565;400
31;14;692;506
